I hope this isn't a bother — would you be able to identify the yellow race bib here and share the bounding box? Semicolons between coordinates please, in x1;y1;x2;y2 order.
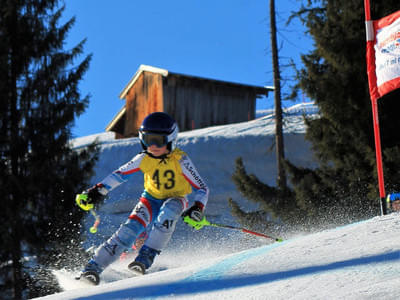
140;149;192;199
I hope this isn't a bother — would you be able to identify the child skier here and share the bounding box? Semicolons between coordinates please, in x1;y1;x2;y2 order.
76;112;209;285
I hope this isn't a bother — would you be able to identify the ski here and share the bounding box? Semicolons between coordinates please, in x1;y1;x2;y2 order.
127;261;146;275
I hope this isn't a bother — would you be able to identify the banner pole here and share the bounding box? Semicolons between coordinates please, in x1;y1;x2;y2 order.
364;0;387;215
371;99;387;215
364;0;371;21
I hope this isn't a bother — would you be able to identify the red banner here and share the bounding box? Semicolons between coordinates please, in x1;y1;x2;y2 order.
363;1;400;214
366;10;400;101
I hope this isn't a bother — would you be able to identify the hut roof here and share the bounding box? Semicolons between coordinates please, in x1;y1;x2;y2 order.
119;64;273;99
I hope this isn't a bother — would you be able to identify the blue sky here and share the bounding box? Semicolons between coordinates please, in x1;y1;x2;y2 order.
61;0;313;138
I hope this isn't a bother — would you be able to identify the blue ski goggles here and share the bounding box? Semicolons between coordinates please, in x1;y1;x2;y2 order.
140;132;168;148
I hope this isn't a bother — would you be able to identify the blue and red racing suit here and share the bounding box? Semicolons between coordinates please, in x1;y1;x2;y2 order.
90;148;209;271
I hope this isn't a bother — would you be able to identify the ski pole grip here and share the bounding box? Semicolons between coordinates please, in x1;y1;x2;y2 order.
183;216;209;230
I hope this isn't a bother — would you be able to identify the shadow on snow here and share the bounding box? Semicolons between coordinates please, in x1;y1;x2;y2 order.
76;250;400;299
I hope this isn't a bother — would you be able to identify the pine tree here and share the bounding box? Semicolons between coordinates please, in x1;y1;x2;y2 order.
230;0;400;230
0;1;98;298
289;0;400;217
230;158;310;232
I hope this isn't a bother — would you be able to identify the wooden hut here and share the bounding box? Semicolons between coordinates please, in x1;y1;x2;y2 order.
106;65;273;138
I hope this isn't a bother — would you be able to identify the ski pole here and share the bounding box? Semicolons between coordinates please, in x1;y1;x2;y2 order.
89;209;100;234
207;221;283;242
183;216;283;242
75;193;101;234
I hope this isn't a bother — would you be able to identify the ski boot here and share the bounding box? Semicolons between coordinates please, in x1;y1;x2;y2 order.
128;245;160;275
76;259;102;285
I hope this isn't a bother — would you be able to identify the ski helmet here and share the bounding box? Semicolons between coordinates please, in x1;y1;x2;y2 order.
139;112;179;151
387;192;400;208
387;193;400;203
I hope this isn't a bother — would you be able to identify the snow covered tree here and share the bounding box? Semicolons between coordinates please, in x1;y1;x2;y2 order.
0;1;98;298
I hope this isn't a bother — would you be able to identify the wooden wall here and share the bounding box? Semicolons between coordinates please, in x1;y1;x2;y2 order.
162;75;256;131
123;72;164;137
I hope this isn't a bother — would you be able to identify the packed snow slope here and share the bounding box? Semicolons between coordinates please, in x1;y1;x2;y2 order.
39;213;400;299
35;102;400;299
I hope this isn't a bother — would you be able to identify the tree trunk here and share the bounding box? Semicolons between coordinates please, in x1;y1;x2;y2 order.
9;2;23;297
269;0;287;190
11;224;23;300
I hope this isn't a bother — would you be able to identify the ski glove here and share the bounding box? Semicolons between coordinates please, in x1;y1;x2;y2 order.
86;183;107;205
183;202;205;230
184;202;204;221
